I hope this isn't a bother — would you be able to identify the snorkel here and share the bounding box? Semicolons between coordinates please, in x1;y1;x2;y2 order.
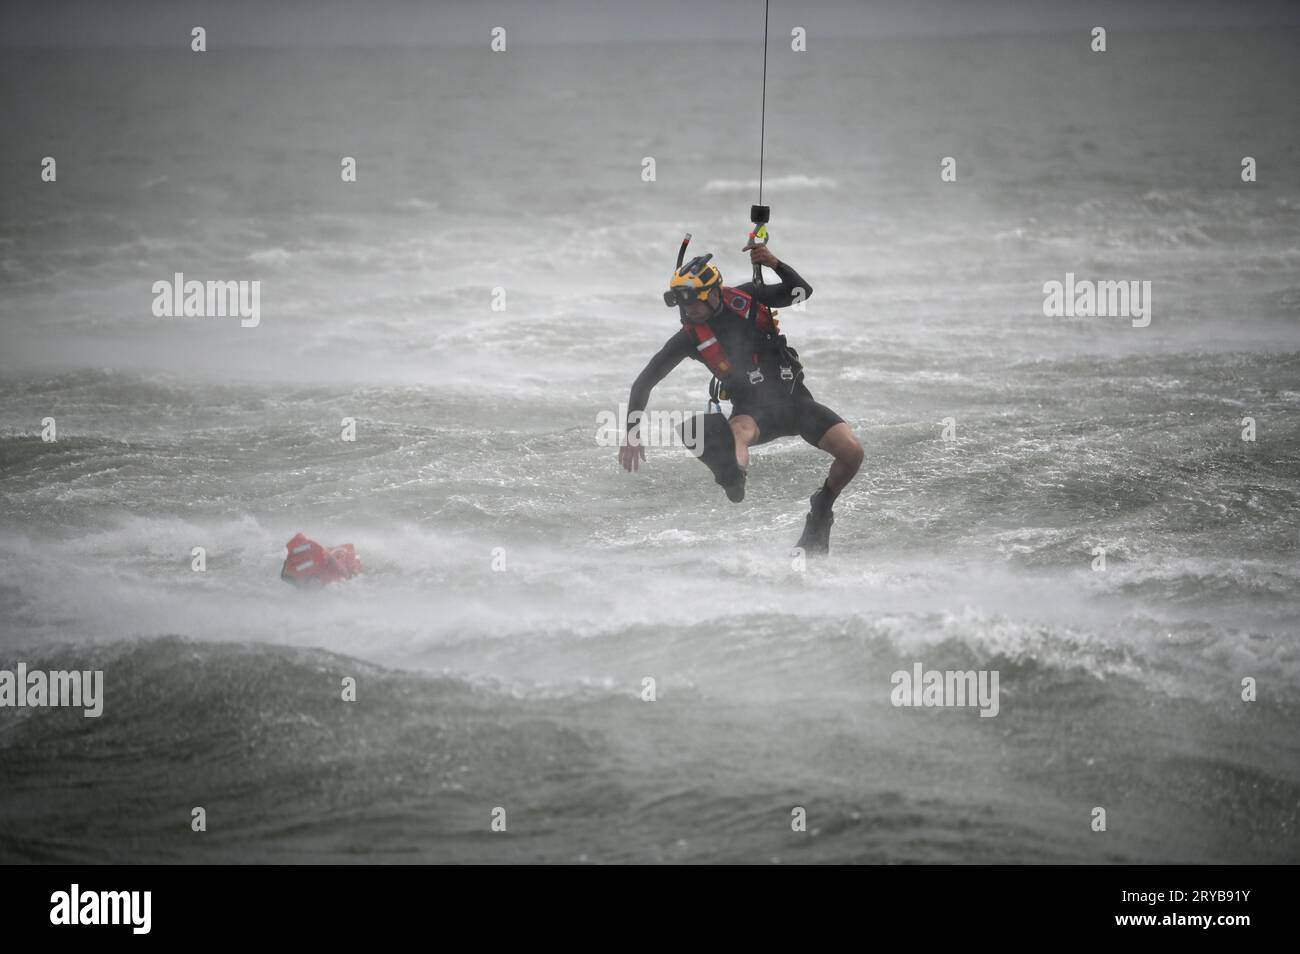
676;232;692;270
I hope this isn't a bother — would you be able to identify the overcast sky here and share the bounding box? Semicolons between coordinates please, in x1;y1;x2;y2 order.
3;0;1298;47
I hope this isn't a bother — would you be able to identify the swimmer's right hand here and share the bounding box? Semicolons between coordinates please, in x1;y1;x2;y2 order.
619;440;646;472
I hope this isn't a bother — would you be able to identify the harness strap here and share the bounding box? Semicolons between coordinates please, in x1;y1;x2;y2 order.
683;287;803;396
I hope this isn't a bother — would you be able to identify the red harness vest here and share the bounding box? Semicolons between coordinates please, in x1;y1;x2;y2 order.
681;286;779;378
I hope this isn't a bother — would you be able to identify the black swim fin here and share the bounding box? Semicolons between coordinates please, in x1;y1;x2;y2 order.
794;489;834;554
679;412;746;502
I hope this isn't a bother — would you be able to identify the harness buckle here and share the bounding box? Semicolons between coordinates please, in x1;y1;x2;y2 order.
748;368;765;385
780;365;794;381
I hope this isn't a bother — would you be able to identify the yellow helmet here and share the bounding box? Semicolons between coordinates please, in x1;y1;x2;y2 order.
664;253;722;307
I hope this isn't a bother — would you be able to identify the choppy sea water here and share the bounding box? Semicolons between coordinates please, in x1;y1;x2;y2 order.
1;32;1298;862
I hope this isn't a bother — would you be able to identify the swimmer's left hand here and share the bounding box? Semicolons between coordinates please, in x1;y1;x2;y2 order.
745;244;779;270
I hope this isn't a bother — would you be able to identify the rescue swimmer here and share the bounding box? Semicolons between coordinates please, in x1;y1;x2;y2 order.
617;240;864;554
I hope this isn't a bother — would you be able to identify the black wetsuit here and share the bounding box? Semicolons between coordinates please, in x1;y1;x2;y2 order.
626;260;844;447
